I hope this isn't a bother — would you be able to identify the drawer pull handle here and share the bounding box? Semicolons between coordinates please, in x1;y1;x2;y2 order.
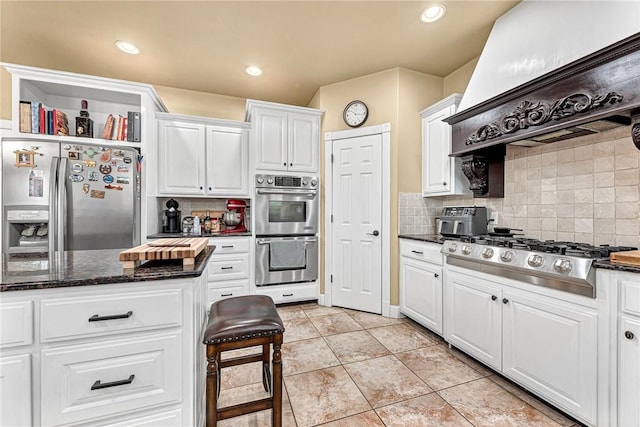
221;245;234;249
411;250;423;255
88;311;133;322
221;293;233;297
221;266;234;270
283;293;293;297
91;374;135;390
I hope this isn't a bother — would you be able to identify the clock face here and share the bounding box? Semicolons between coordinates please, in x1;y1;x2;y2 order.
343;100;368;128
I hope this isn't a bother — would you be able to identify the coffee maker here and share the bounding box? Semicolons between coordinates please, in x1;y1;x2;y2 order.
221;199;247;233
162;199;181;233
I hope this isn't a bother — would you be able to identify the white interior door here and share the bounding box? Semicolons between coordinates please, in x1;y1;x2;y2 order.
331;132;382;314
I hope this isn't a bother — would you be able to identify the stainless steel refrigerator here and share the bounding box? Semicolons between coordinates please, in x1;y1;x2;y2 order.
2;139;140;255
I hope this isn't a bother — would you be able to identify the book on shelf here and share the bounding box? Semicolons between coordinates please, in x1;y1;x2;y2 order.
132;111;141;142
39;105;46;134
127;111;134;141
102;114;115;139
47;110;54;135
121;116;128;141
19;101;31;133
55;110;69;136
31;102;39;134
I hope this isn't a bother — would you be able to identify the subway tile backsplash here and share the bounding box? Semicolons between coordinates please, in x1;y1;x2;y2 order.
400;125;640;247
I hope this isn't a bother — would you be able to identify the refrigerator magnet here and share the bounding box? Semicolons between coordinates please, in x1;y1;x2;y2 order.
28;170;44;197
88;171;99;181
62;144;71;151
84;159;96;168
117;165;129;172
68;151;80;160
113;149;125;158
71;163;83;173
84;147;97;158
69;174;84;182
123;157;132;164
100;151;111;162
15;150;36;168
116;176;130;184
99;164;111;174
82;184;90;194
90;190;105;199
103;174;114;184
105;184;123;191
111;160;118;166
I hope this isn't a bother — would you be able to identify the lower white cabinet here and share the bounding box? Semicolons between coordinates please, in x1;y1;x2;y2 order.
255;282;317;304
444;267;598;425
399;239;443;334
616;272;640;427
0;354;31;426
207;237;250;306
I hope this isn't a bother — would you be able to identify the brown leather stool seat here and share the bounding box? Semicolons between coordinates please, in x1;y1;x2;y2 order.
203;295;285;427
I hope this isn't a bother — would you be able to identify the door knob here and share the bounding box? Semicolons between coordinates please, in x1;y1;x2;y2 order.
367;230;380;236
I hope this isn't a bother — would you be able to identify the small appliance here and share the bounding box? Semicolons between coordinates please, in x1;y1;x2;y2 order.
438;206;488;237
221;199;247;233
162;198;181;233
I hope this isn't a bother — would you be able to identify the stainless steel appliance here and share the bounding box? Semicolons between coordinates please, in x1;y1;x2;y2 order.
254;174;319;236
255;235;318;286
2;139;140;255
221;199;248;234
442;236;637;297
439;206;488;236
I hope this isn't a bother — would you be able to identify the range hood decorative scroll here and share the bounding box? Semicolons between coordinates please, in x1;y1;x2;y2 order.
465;92;623;147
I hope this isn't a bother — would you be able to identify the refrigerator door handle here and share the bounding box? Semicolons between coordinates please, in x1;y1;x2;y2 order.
57;158;68;253
48;157;59;257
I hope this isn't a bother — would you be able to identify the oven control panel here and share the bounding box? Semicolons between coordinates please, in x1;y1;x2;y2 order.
256;174;318;189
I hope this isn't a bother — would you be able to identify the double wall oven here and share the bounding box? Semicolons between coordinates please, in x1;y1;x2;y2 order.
254;174;319;286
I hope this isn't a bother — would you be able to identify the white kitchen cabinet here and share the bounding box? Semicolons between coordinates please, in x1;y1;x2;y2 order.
399;239;444;334
207;236;251;305
157;114;250;197
420;93;471;197
255;282;318;304
444;267;598;425
0;354;31;427
617;273;640;427
246;99;322;173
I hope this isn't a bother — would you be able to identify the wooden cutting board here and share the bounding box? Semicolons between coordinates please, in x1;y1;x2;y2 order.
119;237;209;269
610;250;640;266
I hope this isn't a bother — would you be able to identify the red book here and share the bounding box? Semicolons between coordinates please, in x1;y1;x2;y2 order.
39;106;46;134
121;117;128;141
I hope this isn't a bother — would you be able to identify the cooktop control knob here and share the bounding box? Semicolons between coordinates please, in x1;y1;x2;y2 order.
482;248;494;259
500;251;514;262
256;176;264;184
448;243;458;253
553;258;572;273
462;245;472;255
302;179;309;186
267;177;274;184
310;178;318;187
527;254;544;268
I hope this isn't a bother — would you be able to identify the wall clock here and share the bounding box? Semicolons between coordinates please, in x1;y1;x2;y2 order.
343;100;368;128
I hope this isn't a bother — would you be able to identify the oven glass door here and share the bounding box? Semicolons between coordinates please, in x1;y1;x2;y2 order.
255;188;318;235
255;236;318;286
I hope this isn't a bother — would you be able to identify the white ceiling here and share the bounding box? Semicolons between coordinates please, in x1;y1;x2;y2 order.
0;1;519;106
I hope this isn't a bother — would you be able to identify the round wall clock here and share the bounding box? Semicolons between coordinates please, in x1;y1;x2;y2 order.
343;100;368;128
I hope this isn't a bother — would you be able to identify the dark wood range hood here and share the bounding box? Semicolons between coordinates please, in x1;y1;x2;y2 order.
444;32;640;198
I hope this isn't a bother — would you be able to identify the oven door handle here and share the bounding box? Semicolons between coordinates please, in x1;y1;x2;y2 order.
256;189;317;197
257;238;318;245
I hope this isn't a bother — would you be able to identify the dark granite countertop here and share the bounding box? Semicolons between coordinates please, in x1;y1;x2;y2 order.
593;260;640;273
1;246;216;292
148;232;252;239
398;234;444;244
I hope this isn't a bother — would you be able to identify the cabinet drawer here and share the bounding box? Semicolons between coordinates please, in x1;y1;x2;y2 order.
400;239;443;265
41;290;182;342
208;282;249;305
88;408;182;427
208;254;249;281
620;278;640;316
255;283;317;304
209;237;250;254
0;301;33;348
41;332;182;426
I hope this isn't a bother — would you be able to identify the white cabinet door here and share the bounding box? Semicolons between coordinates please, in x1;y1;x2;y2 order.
254;108;288;171
445;271;502;370
0;354;31;427
205;125;248;196
400;257;443;334
158;120;205;195
288;111;319;172
619;315;640;427
422;106;453;195
502;289;598;424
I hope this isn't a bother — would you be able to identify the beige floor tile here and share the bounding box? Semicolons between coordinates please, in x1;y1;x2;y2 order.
278;306;309;321
309;312;364;336
283;337;340;376
302;304;344;317
217;382;296;427
344;309;405;328
448;345;495;377
397;345;485;390
220;361;264;390
285;366;371;427
283;317;320;343
368;323;437;353
319;410;385;426
376;393;474;426
324;330;390;364
438;377;564;426
344;355;433;408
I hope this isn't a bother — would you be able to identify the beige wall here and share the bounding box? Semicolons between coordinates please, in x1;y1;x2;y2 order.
1;68;12;120
154;85;246;120
443;57;478;98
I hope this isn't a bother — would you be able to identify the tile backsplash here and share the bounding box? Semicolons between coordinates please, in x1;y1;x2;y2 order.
400;125;640;247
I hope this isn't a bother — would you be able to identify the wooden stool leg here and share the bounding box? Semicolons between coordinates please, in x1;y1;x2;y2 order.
216;352;222;399
272;334;283;427
206;345;219;427
262;343;271;393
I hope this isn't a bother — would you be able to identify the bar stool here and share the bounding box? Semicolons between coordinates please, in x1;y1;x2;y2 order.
203;295;285;427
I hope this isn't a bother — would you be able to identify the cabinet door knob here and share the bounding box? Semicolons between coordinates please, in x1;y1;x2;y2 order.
434;273;439;278
208;187;212;191
443;181;447;186
491;295;497;301
290;163;293;166
625;330;635;340
200;186;203;190
283;162;287;166
502;298;509;304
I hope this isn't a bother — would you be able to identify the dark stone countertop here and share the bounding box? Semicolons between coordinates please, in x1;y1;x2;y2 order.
398;234;444;244
593;260;640;274
1;246;216;292
148;232;252;239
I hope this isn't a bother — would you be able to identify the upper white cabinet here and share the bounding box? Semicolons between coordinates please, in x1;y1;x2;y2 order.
420;93;471;197
157;113;250;197
246;99;322;173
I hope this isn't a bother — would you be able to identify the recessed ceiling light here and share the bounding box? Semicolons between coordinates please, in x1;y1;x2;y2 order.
245;66;263;77
115;40;140;55
420;4;446;23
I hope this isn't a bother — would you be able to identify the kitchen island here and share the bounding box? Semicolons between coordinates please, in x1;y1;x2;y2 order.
0;247;213;427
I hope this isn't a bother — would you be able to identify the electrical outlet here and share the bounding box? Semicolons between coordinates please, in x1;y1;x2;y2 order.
490;211;499;225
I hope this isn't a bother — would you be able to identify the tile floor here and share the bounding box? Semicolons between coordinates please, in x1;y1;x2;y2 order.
215;303;585;427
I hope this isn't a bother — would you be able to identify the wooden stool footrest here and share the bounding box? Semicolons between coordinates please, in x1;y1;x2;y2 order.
221;353;264;368
217;398;273;421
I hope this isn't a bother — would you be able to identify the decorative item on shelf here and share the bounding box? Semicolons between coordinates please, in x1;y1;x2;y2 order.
75;99;94;138
55;109;69;136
